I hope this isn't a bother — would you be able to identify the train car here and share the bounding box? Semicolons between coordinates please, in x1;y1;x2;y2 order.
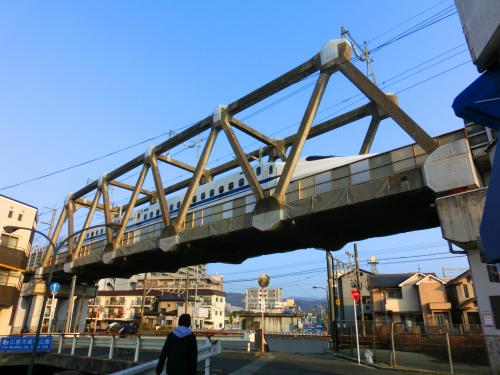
32;154;371;261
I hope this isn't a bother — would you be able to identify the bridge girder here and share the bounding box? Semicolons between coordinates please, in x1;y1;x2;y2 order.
39;39;440;269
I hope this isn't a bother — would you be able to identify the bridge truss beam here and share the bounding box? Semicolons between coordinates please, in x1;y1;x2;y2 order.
39;39;439;268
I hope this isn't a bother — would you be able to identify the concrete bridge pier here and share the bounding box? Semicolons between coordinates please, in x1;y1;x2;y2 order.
11;277;95;334
437;186;500;374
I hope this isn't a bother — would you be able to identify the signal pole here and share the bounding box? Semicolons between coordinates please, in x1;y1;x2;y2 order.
354;243;366;336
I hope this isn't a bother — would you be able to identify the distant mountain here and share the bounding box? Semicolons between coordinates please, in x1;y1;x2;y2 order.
226;292;245;308
291;296;326;313
225;292;325;313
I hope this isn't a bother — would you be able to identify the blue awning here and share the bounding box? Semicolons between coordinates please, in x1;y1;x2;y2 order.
452;64;500;131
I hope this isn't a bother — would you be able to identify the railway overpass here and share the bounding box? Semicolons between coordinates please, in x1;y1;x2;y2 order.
11;39;495;333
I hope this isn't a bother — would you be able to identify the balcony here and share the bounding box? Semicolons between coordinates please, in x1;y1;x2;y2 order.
0;245;28;270
0;273;21;308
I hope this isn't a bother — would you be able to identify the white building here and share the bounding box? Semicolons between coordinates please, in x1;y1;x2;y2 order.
245;288;282;311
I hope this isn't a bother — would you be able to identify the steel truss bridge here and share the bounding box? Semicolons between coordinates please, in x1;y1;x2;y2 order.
26;39;492;283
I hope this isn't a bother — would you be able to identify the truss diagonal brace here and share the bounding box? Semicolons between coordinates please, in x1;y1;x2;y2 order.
74;190;102;256
109;180;155;197
75;198;119;213
273;71;332;204
41;207;67;268
359;115;381;154
174;127;219;232
336;59;438;153
114;164;150;247
149;155;171;227
101;180;115;245
221;116;265;200
229;117;276;148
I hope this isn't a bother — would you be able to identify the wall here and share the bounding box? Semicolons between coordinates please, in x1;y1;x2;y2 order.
385;285;420;313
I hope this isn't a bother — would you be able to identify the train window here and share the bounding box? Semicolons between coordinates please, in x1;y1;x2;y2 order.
90;231;94;237
169;204;173;211
136;212;141;219
149;212;153;219
269;165;273;174
256;166;261;176
238;178;244;187
86;233;89;239
219;186;224;194
101;229;104;234
228;182;234;190
201;192;206;200
156;209;160;216
177;202;181;209
193;195;197;203
209;189;215;197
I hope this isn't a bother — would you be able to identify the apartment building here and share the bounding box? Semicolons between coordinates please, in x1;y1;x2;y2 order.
0;195;37;335
154;289;226;330
369;272;452;328
245;288;282;311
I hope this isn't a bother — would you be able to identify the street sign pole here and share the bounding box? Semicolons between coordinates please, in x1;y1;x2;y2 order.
352;290;361;364
48;292;56;333
48;283;60;333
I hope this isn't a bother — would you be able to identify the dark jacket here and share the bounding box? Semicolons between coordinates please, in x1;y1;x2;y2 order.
156;326;198;375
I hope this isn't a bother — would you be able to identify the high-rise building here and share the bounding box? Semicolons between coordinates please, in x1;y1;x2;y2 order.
245;288;282;311
0;195;37;335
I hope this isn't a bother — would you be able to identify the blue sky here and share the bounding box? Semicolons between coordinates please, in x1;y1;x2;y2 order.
0;1;475;297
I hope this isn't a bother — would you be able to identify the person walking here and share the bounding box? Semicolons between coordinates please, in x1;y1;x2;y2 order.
156;313;198;375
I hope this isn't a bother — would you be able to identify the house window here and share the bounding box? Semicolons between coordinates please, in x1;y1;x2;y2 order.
238;178;244;187
256;166;261;176
228;182;234;190
386;288;402;299
8;210;13;219
1;233;18;248
487;264;500;283
463;284;470;299
219;186;224;194
17;213;23;221
201;192;206;200
209;189;215;197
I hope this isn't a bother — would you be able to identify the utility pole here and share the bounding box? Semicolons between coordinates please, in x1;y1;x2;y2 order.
139;273;148;330
326;251;336;344
354;243;366;336
331;255;339;351
184;267;190;314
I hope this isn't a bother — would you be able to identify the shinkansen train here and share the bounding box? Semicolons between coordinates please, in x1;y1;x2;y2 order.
34;154;371;258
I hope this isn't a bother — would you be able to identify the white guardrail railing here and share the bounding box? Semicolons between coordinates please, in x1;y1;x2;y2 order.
49;335;221;375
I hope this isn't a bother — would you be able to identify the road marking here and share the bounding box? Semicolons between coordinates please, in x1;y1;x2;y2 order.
228;354;275;375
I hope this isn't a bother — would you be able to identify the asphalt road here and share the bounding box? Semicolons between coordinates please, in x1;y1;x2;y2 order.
209;352;420;375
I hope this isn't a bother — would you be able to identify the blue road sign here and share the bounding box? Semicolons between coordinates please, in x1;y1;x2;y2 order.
0;336;52;352
49;282;60;294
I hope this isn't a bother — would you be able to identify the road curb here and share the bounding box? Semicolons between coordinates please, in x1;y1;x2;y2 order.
331;352;451;374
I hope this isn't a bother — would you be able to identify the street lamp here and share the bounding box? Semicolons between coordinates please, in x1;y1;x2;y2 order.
257;274;270;353
3;222;121;375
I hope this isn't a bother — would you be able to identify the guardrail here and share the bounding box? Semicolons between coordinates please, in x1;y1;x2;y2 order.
50;334;220;364
107;339;221;375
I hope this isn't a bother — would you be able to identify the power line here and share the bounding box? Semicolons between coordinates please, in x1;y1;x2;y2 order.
367;0;452;43
1;4;458;193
